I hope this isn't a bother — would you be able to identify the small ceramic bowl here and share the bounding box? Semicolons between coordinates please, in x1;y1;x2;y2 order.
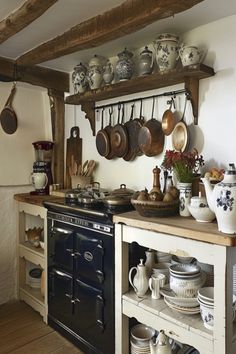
188;205;215;223
198;298;214;330
130;324;156;345
198;287;214;304
190;194;208;208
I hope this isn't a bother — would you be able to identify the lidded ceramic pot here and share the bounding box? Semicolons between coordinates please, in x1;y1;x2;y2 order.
138;45;154;76
87;55;105;90
72;62;88;94
153;33;179;72
115;47;134;81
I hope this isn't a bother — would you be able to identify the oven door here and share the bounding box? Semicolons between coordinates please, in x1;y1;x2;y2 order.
73;279;114;354
74;232;105;285
48;268;73;328
48;221;74;273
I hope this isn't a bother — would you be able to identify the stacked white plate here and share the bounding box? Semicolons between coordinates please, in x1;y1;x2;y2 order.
160;286;200;315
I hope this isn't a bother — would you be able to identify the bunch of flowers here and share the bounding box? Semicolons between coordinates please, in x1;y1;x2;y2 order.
161;149;204;183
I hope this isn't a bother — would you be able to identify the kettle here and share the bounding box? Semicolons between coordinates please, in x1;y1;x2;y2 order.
128;259;149;297
150;330;172;354
202;163;236;234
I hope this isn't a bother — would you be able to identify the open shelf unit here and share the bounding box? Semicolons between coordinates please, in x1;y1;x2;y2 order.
114;212;236;354
17;202;47;323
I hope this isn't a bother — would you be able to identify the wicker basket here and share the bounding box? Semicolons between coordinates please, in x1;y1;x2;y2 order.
131;198;179;217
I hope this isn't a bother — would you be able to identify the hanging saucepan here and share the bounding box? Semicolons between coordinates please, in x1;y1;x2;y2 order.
128;99;145;157
96;108;111;157
105;106;116;160
172;94;190;152
0;82;17;134
161;97;176;136
110;103;128;158
103;183;135;207
138;96;164;157
123;104;136;161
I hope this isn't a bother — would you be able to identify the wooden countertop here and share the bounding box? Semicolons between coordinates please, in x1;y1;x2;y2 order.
113;211;236;247
14;193;63;207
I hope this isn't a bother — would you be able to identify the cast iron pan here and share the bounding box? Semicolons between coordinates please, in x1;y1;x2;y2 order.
0;83;17;134
110;103;128;158
96;108;110;157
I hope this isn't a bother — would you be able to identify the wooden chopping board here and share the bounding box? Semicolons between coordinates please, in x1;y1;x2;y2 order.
65;126;82;188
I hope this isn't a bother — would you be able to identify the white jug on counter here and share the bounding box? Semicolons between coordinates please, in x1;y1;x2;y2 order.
202;163;236;234
129;259;149;297
30;172;48;190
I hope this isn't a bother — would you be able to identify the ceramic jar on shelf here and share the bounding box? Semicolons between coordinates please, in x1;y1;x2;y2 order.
178;182;192;217
115;47;134;81
72;62;88;94
179;44;203;67
138;45;154;76
87;55;105;90
153;33;179;72
102;59;114;85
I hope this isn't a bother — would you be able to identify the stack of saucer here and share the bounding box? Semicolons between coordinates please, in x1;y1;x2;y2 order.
130;324;155;354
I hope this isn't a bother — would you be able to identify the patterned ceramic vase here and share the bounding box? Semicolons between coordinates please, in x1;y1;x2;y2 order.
178;182;192;217
87;55;104;90
72;62;88;94
153;33;179;72
115;47;134;81
103;59;114;85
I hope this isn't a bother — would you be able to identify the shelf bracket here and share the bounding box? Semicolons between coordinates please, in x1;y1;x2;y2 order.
184;77;199;125
80;101;96;136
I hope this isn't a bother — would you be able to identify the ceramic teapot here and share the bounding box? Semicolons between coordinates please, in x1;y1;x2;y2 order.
150;330;172;354
128;259;149;297
202;163;236;234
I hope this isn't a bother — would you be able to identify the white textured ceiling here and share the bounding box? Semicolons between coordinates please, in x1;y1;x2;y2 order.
0;0;236;72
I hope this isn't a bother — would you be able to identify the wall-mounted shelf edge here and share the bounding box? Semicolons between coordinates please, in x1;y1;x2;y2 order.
65;64;215;135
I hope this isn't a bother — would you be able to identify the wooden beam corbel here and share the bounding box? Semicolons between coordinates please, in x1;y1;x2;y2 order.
0;0;58;44
184;77;199;125
80;101;96;136
17;0;204;66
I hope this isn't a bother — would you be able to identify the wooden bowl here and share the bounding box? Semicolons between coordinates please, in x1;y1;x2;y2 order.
131;198;179;217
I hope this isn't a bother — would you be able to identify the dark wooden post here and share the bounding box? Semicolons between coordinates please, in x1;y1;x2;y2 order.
48;89;65;187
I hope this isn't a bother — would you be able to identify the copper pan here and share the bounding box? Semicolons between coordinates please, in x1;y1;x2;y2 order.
96;108;110;157
171;95;189;152
138;96;164;157
161;97;175;136
110;103;128;158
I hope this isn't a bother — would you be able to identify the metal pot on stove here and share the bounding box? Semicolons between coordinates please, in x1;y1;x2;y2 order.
77;182;109;207
103;184;135;208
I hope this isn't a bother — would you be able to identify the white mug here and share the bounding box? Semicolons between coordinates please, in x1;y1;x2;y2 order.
30;172;48;190
149;274;166;299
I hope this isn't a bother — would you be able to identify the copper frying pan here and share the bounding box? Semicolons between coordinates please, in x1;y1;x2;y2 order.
96;108;110;157
110;103;128;158
171;95;189;152
161;97;175;136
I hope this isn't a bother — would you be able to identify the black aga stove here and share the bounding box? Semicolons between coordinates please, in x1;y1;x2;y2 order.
45;200;117;354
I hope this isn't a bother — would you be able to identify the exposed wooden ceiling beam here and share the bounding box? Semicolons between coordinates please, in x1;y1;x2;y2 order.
17;0;204;66
0;57;69;92
0;0;58;44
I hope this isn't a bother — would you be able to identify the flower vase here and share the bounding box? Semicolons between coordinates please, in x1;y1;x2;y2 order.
178;182;192;217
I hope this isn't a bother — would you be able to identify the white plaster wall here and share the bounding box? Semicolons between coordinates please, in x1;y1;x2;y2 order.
66;14;236;191
0;84;51;304
0;83;51;185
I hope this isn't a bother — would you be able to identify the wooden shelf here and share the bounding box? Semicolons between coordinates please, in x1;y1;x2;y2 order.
20;284;44;305
65;64;215;135
19;243;45;268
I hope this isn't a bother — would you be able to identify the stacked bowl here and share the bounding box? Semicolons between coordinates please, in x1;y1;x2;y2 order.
169;263;206;298
197;287;214;330
130;324;156;354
